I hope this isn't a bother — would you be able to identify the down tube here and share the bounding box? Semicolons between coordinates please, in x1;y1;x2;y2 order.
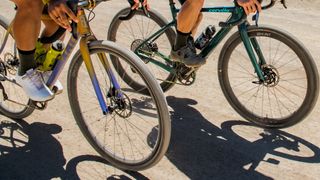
80;39;108;114
47;37;78;88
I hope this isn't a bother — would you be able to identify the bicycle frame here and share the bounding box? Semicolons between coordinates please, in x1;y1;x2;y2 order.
1;7;121;114
135;0;267;81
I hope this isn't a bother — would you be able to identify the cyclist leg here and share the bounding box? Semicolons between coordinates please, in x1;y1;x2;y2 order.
11;0;54;102
171;0;205;67
177;0;203;36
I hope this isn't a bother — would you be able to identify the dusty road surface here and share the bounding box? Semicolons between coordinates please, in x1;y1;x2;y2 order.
1;0;320;179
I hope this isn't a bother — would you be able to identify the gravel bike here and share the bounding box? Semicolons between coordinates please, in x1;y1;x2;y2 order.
0;0;171;171
108;0;319;128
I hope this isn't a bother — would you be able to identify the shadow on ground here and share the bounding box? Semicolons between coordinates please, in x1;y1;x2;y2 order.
0;118;147;179
165;96;320;180
1;95;319;179
0;118;65;179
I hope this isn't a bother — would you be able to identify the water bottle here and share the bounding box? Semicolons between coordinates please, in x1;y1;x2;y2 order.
194;25;216;50
35;40;47;66
40;40;64;71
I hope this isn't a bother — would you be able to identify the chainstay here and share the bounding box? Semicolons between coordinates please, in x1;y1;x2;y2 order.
156;78;190;86
5;98;30;108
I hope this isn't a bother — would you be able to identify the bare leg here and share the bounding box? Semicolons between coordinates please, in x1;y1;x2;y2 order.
10;0;55;101
42;19;60;38
11;0;44;51
41;18;63;49
191;13;203;36
177;0;204;34
171;0;206;67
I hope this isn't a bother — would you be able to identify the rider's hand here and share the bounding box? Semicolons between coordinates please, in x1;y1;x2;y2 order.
237;0;262;15
131;0;150;10
48;0;79;32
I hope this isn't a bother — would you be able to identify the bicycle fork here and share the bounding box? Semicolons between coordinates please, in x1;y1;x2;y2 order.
239;23;266;82
77;9;123;115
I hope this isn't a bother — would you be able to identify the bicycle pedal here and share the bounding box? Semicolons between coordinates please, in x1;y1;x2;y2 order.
31;101;48;110
52;86;63;95
252;80;263;85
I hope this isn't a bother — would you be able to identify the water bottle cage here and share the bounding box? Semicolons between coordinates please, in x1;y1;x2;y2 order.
194;25;216;50
35;40;65;71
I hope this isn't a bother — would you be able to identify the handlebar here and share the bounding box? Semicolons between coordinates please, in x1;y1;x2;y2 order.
219;0;287;28
261;0;287;10
119;0;150;21
39;0;109;43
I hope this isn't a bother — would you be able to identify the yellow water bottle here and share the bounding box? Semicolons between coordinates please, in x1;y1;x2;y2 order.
40;40;64;71
35;40;47;66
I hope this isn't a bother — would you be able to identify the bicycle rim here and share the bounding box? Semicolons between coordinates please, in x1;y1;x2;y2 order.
0;17;33;118
219;27;319;128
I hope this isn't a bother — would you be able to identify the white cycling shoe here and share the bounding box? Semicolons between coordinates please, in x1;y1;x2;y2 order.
42;71;63;95
15;69;54;102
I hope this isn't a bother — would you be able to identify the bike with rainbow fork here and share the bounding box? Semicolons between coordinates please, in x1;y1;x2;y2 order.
108;0;319;128
0;0;171;171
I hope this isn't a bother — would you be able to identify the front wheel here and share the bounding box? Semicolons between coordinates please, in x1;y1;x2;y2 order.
67;41;171;171
218;26;319;128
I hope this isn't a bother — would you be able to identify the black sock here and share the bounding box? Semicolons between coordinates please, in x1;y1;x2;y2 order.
174;30;191;51
17;49;37;76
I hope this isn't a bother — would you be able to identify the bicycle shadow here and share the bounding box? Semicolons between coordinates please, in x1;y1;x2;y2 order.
0;116;148;179
64;155;149;180
165;95;320;180
0;117;66;179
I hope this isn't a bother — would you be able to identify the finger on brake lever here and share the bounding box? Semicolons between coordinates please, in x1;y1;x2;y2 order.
252;12;260;27
139;0;150;18
141;4;150;18
67;0;79;39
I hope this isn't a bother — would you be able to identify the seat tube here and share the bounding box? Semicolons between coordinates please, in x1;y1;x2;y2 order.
80;38;108;114
238;23;265;81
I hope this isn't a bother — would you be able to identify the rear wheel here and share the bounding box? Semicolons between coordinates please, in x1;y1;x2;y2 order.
218;26;319;128
0;16;34;119
108;8;177;94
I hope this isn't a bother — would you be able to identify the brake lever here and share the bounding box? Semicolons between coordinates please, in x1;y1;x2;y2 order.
140;0;150;18
252;12;260;27
67;0;79;39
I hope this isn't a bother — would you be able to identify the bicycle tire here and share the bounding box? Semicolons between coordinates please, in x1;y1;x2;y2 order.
67;40;171;171
0;15;34;119
108;8;177;94
218;25;319;128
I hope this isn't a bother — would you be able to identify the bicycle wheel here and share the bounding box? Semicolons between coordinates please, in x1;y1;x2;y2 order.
108;8;177;94
0;16;34;119
67;40;171;171
218;25;319;128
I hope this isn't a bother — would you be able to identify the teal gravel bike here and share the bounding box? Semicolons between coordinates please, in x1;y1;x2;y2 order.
0;0;171;171
108;0;319;128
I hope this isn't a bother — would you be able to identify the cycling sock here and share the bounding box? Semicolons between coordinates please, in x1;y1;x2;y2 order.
17;48;37;76
173;30;191;51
